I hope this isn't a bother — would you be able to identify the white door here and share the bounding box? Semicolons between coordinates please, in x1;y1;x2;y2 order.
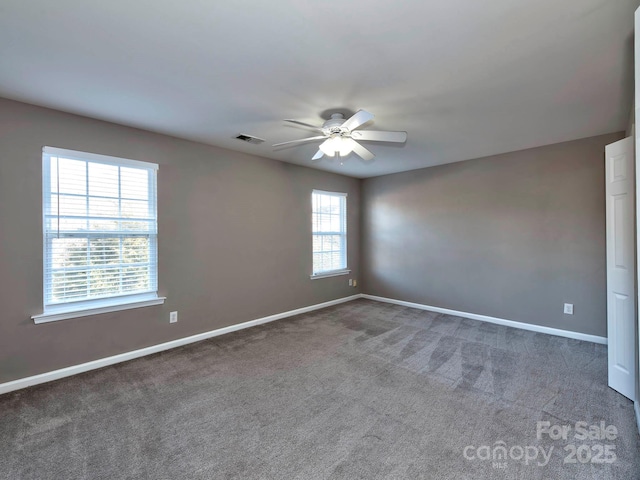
606;136;636;401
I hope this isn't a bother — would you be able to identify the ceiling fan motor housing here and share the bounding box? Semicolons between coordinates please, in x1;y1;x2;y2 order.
322;113;348;136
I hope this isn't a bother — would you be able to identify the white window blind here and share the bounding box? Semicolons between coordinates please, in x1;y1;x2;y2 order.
42;147;158;312
312;190;347;276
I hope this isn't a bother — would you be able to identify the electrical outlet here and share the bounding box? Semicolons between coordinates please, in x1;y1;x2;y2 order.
169;311;178;323
563;303;573;315
348;279;353;286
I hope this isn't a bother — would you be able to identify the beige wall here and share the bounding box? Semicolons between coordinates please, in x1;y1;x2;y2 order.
361;133;624;337
0;98;360;383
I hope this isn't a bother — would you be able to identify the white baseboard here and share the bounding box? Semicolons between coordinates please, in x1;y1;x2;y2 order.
0;294;361;396
635;401;640;436
361;294;608;345
0;293;609;396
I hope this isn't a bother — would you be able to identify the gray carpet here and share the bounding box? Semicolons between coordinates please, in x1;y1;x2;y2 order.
1;299;639;479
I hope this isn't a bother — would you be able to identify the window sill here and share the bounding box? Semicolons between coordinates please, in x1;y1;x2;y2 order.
310;269;351;280
32;294;166;324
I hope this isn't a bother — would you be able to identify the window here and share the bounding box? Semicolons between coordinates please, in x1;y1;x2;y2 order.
33;147;163;323
311;190;349;278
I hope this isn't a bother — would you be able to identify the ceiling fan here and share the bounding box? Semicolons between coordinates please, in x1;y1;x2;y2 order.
273;109;407;161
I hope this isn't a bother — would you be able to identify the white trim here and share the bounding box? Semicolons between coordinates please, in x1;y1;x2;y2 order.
43;146;158;170
361;294;608;345
312;189;347;198
635;401;640;436
310;269;351;280
1;295;360;395
32;295;166;324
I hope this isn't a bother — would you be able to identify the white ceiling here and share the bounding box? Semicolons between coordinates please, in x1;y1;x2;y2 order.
0;0;637;178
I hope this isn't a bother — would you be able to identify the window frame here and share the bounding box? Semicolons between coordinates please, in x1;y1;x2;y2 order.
310;189;350;279
32;146;164;324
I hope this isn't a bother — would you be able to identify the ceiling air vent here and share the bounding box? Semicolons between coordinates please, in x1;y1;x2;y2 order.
235;133;265;145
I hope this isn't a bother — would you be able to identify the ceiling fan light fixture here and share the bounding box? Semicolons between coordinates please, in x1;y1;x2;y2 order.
319;136;353;158
319;139;335;157
338;139;353;157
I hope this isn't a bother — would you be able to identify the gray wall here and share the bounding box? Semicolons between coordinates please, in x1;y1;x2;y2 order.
361;132;624;337
0;98;360;383
0;95;625;384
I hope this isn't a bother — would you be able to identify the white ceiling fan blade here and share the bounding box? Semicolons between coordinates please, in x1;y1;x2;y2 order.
272;135;326;147
311;149;324;161
341;109;374;132
350;130;407;143
343;138;375;161
284;119;323;131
